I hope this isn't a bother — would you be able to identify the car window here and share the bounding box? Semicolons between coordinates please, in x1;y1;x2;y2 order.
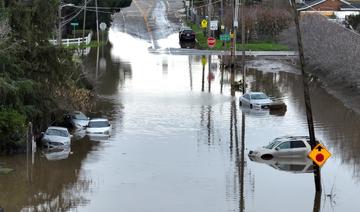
88;121;110;128
46;129;68;137
183;30;193;34
244;94;250;100
277;164;305;172
250;93;268;100
277;141;291;150
291;140;306;148
264;139;281;149
73;113;88;120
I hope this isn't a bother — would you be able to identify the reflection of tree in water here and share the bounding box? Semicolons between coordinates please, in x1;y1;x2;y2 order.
0;138;99;211
84;44;132;95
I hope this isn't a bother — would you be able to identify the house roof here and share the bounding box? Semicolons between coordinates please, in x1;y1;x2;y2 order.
297;0;360;11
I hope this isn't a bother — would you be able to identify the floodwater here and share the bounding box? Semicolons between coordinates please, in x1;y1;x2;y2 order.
1;1;360;212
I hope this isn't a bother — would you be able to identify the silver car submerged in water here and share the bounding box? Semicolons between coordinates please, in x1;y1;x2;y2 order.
248;136;317;160
41;127;71;148
239;92;273;109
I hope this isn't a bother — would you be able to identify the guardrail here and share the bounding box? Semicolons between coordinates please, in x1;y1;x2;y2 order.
49;32;92;46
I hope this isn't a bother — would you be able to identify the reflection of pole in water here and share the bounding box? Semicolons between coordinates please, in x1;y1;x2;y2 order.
230;101;234;157
239;113;246;212
313;191;321;212
207;106;212;145
189;55;193;91
202;59;205;92
221;54;225;94
208;55;212;93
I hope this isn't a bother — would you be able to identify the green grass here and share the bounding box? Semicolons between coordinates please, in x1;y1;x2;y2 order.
63;41;106;50
187;22;289;51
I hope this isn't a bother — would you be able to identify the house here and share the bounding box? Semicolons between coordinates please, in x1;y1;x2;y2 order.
297;0;360;20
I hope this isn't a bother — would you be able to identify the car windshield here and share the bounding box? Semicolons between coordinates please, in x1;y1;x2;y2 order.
264;139;281;149
183;30;193;34
251;93;268;100
73;112;88;120
46;129;68;137
88;121;109;128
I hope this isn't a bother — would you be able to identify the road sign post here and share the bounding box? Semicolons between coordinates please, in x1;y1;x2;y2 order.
308;144;331;167
207;37;216;48
71;22;79;38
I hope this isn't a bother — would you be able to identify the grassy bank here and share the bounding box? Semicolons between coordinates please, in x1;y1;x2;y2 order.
188;22;289;51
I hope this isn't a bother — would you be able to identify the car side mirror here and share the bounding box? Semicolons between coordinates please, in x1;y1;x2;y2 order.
70;135;73;138
275;147;279;151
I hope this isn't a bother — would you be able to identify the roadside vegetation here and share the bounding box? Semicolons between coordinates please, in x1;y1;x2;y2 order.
0;1;92;154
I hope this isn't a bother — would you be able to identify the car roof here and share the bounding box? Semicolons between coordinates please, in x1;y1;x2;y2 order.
47;126;69;131
246;91;266;95
274;136;311;142
89;118;109;122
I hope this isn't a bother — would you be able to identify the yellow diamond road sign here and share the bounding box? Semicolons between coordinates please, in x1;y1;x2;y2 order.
308;144;331;167
201;19;208;29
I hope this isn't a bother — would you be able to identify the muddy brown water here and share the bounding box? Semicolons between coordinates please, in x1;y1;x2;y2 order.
1;31;360;212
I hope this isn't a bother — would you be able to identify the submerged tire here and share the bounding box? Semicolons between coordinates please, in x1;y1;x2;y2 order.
250;104;253;109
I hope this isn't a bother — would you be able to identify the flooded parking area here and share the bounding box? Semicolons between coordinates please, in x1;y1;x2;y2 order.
1;27;360;212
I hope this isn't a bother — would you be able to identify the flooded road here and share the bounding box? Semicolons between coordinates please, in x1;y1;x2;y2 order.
1;1;360;211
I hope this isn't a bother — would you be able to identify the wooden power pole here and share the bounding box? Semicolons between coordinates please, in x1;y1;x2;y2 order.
290;0;321;192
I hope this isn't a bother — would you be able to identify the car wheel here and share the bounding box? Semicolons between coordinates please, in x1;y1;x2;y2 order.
250;104;253;109
261;154;273;160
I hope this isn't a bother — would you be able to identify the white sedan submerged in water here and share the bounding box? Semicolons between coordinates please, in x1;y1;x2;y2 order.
86;118;112;135
239;91;273;109
41;126;71;148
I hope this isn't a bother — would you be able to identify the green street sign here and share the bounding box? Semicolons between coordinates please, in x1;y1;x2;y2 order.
70;22;79;26
220;34;230;42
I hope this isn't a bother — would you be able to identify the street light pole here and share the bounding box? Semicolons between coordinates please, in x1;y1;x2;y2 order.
57;3;74;45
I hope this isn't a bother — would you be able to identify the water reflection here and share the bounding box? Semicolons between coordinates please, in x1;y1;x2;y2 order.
0;138;98;211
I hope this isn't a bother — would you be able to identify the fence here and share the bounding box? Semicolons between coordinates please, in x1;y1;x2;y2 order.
49;32;92;46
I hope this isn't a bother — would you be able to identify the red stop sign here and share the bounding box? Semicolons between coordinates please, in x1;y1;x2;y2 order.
207;37;216;48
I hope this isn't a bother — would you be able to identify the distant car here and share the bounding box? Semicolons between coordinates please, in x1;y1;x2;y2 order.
86;118;112;135
248;136;319;160
70;111;89;129
239;91;272;109
249;155;314;174
179;27;195;42
41;127;71;148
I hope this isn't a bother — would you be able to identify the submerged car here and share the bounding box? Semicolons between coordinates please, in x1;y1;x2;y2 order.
70;111;90;129
44;147;71;161
86;118;112;135
41;127;71;148
239;92;272;109
248;136;318;160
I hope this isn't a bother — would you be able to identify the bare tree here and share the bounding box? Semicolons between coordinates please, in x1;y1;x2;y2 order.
280;14;360;91
0;18;10;44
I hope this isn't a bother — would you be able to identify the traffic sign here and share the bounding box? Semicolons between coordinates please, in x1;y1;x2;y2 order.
201;55;207;66
207;37;216;48
99;22;107;31
70;22;79;26
210;20;218;30
220;34;230;42
308;144;331;167
201;19;208;29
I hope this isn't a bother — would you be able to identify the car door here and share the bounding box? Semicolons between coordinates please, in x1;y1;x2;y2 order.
289;140;308;157
242;94;251;106
274;141;291;157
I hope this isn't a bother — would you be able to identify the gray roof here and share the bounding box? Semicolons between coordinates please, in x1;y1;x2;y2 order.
297;0;360;11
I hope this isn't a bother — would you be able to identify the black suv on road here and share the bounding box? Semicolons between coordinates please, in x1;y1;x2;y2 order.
179;27;195;42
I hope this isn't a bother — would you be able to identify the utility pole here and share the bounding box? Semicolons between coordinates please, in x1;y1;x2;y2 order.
241;0;246;94
95;0;100;45
207;0;212;37
82;0;87;44
289;0;321;192
231;0;239;96
57;4;62;45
